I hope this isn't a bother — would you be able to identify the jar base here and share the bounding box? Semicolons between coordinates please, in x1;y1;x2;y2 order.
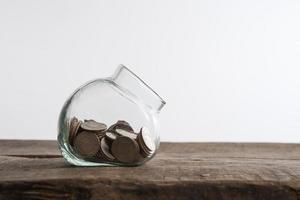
59;141;146;167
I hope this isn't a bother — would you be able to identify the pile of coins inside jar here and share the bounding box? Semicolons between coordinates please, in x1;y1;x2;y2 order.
68;117;156;164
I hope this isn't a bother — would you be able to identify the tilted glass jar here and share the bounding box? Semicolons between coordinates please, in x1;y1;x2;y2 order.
57;65;166;166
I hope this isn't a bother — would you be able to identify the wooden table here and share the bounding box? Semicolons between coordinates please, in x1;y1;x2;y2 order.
0;140;299;200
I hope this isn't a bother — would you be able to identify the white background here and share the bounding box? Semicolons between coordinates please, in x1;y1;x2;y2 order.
0;0;299;142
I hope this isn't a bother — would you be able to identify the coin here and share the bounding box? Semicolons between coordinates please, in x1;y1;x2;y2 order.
99;138;115;161
74;121;82;133
80;120;107;132
137;135;152;158
106;131;117;140
69;117;78;143
69;117;81;146
139;127;155;152
111;136;139;163
73;131;101;157
115;128;137;139
108;120;134;133
84;119;95;122
137;127;156;158
116;120;134;132
105;131;117;145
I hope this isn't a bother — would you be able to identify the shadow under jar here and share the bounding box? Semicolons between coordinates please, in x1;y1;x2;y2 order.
57;65;166;166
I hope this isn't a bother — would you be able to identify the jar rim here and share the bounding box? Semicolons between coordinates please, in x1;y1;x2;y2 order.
111;65;166;112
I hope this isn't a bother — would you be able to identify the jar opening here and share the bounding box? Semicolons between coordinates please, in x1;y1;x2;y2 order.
111;65;166;112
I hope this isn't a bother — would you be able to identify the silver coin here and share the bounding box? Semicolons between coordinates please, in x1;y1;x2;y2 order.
140;127;156;152
137;133;153;157
100;138;115;161
107;120;134;133
115;128;137;139
105;131;117;141
80;120;107;132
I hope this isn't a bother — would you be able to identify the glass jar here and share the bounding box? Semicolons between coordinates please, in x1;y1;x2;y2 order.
57;65;166;166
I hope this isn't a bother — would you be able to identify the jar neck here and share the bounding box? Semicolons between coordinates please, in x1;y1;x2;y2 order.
110;65;166;112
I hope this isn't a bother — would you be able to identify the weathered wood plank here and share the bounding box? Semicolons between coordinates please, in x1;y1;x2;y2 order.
0;140;299;200
0;140;59;156
1;140;300;159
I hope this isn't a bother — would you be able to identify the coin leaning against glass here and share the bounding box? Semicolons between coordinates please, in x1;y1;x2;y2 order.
137;127;156;157
69;117;81;146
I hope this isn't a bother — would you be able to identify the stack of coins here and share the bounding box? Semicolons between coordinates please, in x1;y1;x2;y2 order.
68;118;156;164
68;117;81;146
137;127;156;158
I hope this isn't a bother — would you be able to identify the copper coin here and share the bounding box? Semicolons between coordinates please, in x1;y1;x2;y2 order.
69;117;81;146
111;136;139;163
73;131;101;157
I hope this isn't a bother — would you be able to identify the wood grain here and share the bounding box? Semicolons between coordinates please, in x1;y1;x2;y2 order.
0;140;299;200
